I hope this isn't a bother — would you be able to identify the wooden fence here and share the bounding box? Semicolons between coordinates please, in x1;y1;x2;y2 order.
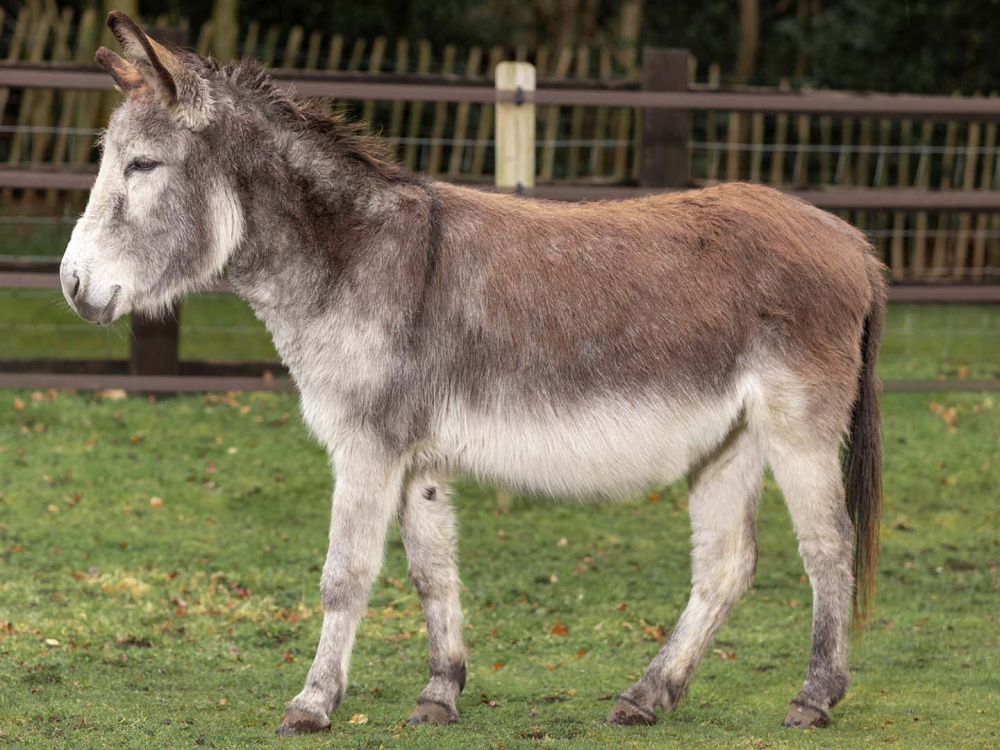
2;51;1000;392
0;4;645;185
5;3;1000;196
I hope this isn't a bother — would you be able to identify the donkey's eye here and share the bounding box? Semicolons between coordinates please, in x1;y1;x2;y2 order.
125;157;159;176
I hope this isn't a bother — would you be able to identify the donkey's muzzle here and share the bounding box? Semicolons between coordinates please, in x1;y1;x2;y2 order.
60;265;121;325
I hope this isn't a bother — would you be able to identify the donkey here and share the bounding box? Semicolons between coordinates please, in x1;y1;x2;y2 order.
61;12;886;734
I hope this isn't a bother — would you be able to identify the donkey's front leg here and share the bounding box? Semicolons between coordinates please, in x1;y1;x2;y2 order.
277;444;407;735
398;474;466;725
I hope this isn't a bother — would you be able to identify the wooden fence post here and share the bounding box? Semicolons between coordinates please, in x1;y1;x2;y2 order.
495;61;536;190
130;311;180;377
641;48;691;188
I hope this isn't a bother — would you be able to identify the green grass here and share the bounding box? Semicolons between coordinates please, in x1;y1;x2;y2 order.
0;389;997;748
1;291;277;362
3;290;1000;382
0;217;75;259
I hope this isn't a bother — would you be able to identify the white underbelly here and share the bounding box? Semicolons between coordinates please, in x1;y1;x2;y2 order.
430;389;747;498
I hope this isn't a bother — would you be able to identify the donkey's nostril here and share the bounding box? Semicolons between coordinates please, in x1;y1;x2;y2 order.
70;272;81;301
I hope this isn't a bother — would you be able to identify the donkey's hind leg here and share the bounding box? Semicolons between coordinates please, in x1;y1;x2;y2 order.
608;423;764;726
398;473;467;725
767;433;853;729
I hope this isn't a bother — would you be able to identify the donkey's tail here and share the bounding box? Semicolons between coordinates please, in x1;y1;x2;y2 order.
847;262;886;629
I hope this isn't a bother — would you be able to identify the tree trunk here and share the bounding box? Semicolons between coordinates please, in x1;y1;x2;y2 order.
794;0;809;79
211;0;239;63
734;0;760;84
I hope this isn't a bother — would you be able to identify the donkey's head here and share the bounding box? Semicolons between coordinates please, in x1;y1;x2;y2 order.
60;12;242;324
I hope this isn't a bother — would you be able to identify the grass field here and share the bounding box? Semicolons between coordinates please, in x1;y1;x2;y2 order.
0;388;997;749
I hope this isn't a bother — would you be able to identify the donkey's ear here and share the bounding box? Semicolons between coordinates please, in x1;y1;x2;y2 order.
106;11;213;131
95;47;148;93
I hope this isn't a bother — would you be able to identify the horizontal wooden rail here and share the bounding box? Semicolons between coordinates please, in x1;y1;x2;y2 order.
5;63;1000;119
0;167;98;191
6;167;1000;212
0;372;293;393
2;269;997;302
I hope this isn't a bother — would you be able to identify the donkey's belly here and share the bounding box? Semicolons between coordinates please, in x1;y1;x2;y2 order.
432;390;746;498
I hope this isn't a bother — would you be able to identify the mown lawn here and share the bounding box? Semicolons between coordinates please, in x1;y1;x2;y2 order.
0;388;997;749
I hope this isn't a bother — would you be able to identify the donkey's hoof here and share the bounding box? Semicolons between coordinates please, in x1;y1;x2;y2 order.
782;701;830;729
606;696;658;726
277;706;331;735
407;700;459;725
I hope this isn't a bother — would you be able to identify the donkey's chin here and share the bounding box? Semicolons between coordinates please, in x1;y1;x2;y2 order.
75;284;126;326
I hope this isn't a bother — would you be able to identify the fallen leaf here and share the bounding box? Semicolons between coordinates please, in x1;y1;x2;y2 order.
550;623;569;636
348;714;368;725
149;497;163;508
642;624;667;643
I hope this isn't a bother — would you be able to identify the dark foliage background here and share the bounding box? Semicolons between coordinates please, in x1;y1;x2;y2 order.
53;1;1000;93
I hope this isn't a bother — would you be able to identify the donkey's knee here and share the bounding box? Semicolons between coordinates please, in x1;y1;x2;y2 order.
692;528;758;608
319;561;378;613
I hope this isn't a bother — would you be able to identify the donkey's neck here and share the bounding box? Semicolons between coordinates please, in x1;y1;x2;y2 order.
222;131;435;381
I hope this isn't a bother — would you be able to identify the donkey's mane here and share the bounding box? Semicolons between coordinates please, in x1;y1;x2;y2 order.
223;59;412;182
